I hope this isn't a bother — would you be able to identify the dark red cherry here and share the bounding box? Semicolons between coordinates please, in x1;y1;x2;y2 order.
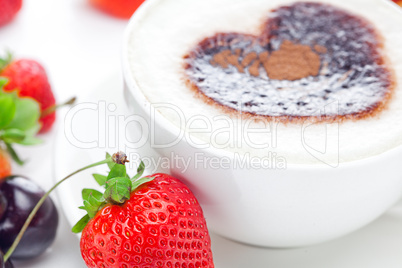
0;193;6;222
0;176;59;259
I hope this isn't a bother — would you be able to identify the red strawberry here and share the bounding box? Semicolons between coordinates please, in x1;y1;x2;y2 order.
1;59;56;133
0;150;11;180
89;0;145;19
0;0;22;27
74;153;214;268
393;0;402;6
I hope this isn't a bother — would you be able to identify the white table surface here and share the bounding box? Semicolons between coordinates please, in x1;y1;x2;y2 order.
2;1;402;268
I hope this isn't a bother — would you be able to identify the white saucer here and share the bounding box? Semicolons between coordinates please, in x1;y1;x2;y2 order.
54;71;402;268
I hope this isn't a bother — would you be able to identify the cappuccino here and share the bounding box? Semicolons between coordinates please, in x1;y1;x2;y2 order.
126;0;402;164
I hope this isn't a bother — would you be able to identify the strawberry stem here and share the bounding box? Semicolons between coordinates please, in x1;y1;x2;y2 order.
40;96;76;118
3;152;123;262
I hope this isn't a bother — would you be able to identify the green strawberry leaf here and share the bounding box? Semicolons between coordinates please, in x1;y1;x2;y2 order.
131;176;155;191
106;152;115;170
71;214;90;234
93;174;108;187
18;135;42;146
24;123;41;137
131;160;145;181
81;188;105;218
82;201;98;218
0;129;25;143
0;127;41;146
17;123;42;145
0;85;43;167
6;97;41;131
5;143;24;165
0;77;8;89
104;177;131;204
107;164;127;180
82;188;104;201
0;94;16;129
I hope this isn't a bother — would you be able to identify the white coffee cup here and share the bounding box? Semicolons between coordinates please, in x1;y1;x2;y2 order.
122;0;402;247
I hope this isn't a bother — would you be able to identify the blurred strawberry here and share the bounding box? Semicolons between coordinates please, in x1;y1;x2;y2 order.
89;0;145;19
0;58;56;133
0;77;42;166
392;0;402;6
0;0;22;27
0;150;11;180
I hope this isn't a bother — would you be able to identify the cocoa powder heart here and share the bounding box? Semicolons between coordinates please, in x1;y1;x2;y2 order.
184;2;394;122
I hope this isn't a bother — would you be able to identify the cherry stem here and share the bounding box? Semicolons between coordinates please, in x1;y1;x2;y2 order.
3;156;115;262
41;96;76;118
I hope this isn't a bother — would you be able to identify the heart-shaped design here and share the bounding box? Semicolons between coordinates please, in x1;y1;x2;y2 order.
184;2;394;122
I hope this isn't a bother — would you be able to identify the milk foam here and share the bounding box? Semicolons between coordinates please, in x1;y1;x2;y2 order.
126;0;402;165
